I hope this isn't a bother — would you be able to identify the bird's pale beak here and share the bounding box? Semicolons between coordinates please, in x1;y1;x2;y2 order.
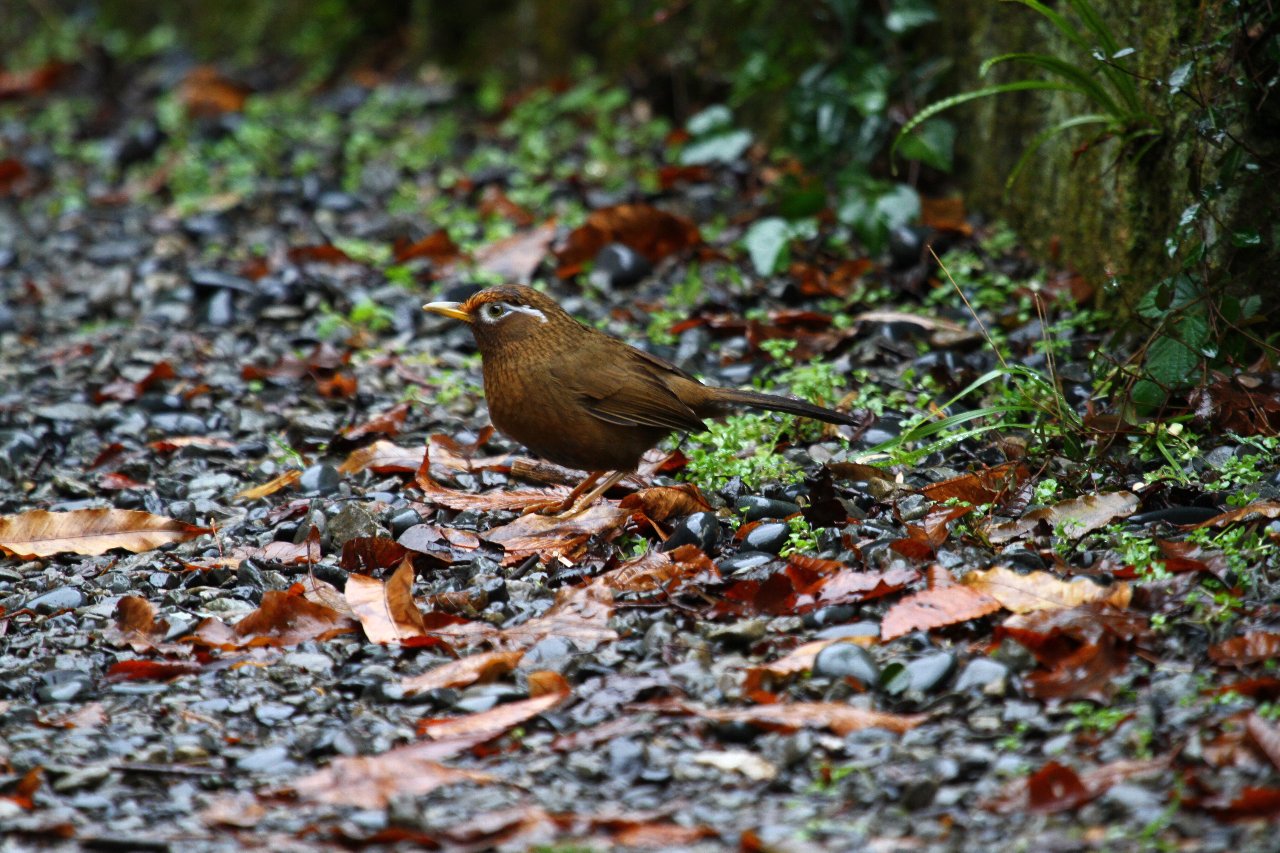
422;301;472;323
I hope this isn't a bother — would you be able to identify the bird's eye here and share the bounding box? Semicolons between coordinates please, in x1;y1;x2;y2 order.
481;302;506;321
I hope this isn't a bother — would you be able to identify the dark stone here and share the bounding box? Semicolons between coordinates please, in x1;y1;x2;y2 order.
742;522;789;554
953;658;1010;694
905;652;957;693
718;551;774;576
607;737;645;781
388;508;421;537
298;464;341;495
318;190;360;212
27;587;85;614
813;642;879;687
37;670;94;703
661;511;719;553
591;243;651;287
888;225;928;270
736;496;801;522
190;269;255;295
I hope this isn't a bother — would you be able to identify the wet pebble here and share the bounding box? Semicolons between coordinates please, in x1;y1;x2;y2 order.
327;502;385;545
236;744;296;773
298;464;341;495
742;522;789;554
813;642;879;687
591;243;651;287
736;496;800;522
721;548;768;573
37;670;94;703
27;587;85;614
253;701;296;725
661;511;719;553
706;619;766;648
953;658;1009;695
388;507;421;537
522;635;576;667
607;737;645;781
905;651;956;693
149;412;208;434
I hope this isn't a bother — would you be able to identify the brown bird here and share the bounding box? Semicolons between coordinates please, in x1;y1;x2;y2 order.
423;285;856;515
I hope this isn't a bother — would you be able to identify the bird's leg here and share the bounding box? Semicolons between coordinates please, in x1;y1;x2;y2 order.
554;469;630;518
521;470;605;516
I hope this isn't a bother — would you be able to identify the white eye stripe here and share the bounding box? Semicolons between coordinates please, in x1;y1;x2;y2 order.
479;302;547;323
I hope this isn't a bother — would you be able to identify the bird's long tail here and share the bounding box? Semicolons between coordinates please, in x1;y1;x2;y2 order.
713;387;858;426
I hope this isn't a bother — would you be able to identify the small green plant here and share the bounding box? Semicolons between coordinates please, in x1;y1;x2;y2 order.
1064;702;1130;734
893;0;1160;188
682;414;803;492
1033;478;1060;505
779;515;819;557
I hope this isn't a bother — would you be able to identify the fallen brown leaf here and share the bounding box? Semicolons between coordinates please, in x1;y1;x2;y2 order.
481;503;630;566
880;585;1001;641
420;671;571;740
401;650;525;696
186;588;356;649
345;557;429;643
0;508;211;558
962;566;1131;613
983;491;1139;544
597;544;720;593
670;700;927;736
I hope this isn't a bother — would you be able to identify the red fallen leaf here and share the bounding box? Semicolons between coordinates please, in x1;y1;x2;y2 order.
891;504;973;559
0;62;69;100
1191;786;1280;821
242;342;350;383
393;229;462;264
480;503;630;566
419;671;571;740
554;203;701;278
339;439;425;474
1189;371;1280;437
0;508;210;558
0;158;36;198
88;442;128;471
1246;712;1280;772
105;596;170;652
665;700;927;736
148;436;237;453
1210;678;1280;700
98;472;147;491
2;766;43;810
345;557;429;644
396;524;481;565
180;66;248;117
597;544;721;593
919;462;1028;507
618;484;710;523
1209;631;1280;667
986;759;1165;813
287;244;356;265
881;584;1001;641
473;220;557;282
105;659;204;681
186;589;356;649
1022;640;1127;703
401;650;525;696
997;603;1150;655
657;164;713;189
1192;500;1280;530
340;537;408;572
340;402;411;442
316;372;358;398
920;196;973;235
93;361;176;403
478;185;534;226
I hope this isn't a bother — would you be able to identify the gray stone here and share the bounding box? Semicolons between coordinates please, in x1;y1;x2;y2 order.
813;642;879;687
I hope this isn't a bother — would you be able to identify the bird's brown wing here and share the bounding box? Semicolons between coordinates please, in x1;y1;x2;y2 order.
548;346;706;434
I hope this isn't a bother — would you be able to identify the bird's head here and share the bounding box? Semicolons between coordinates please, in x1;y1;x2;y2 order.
423;285;573;354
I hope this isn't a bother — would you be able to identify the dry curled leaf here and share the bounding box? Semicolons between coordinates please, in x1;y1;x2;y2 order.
345;557;428;644
401;650;524;696
962;566;1131;613
0;508;210;558
667;700;927;736
983;491;1139;544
